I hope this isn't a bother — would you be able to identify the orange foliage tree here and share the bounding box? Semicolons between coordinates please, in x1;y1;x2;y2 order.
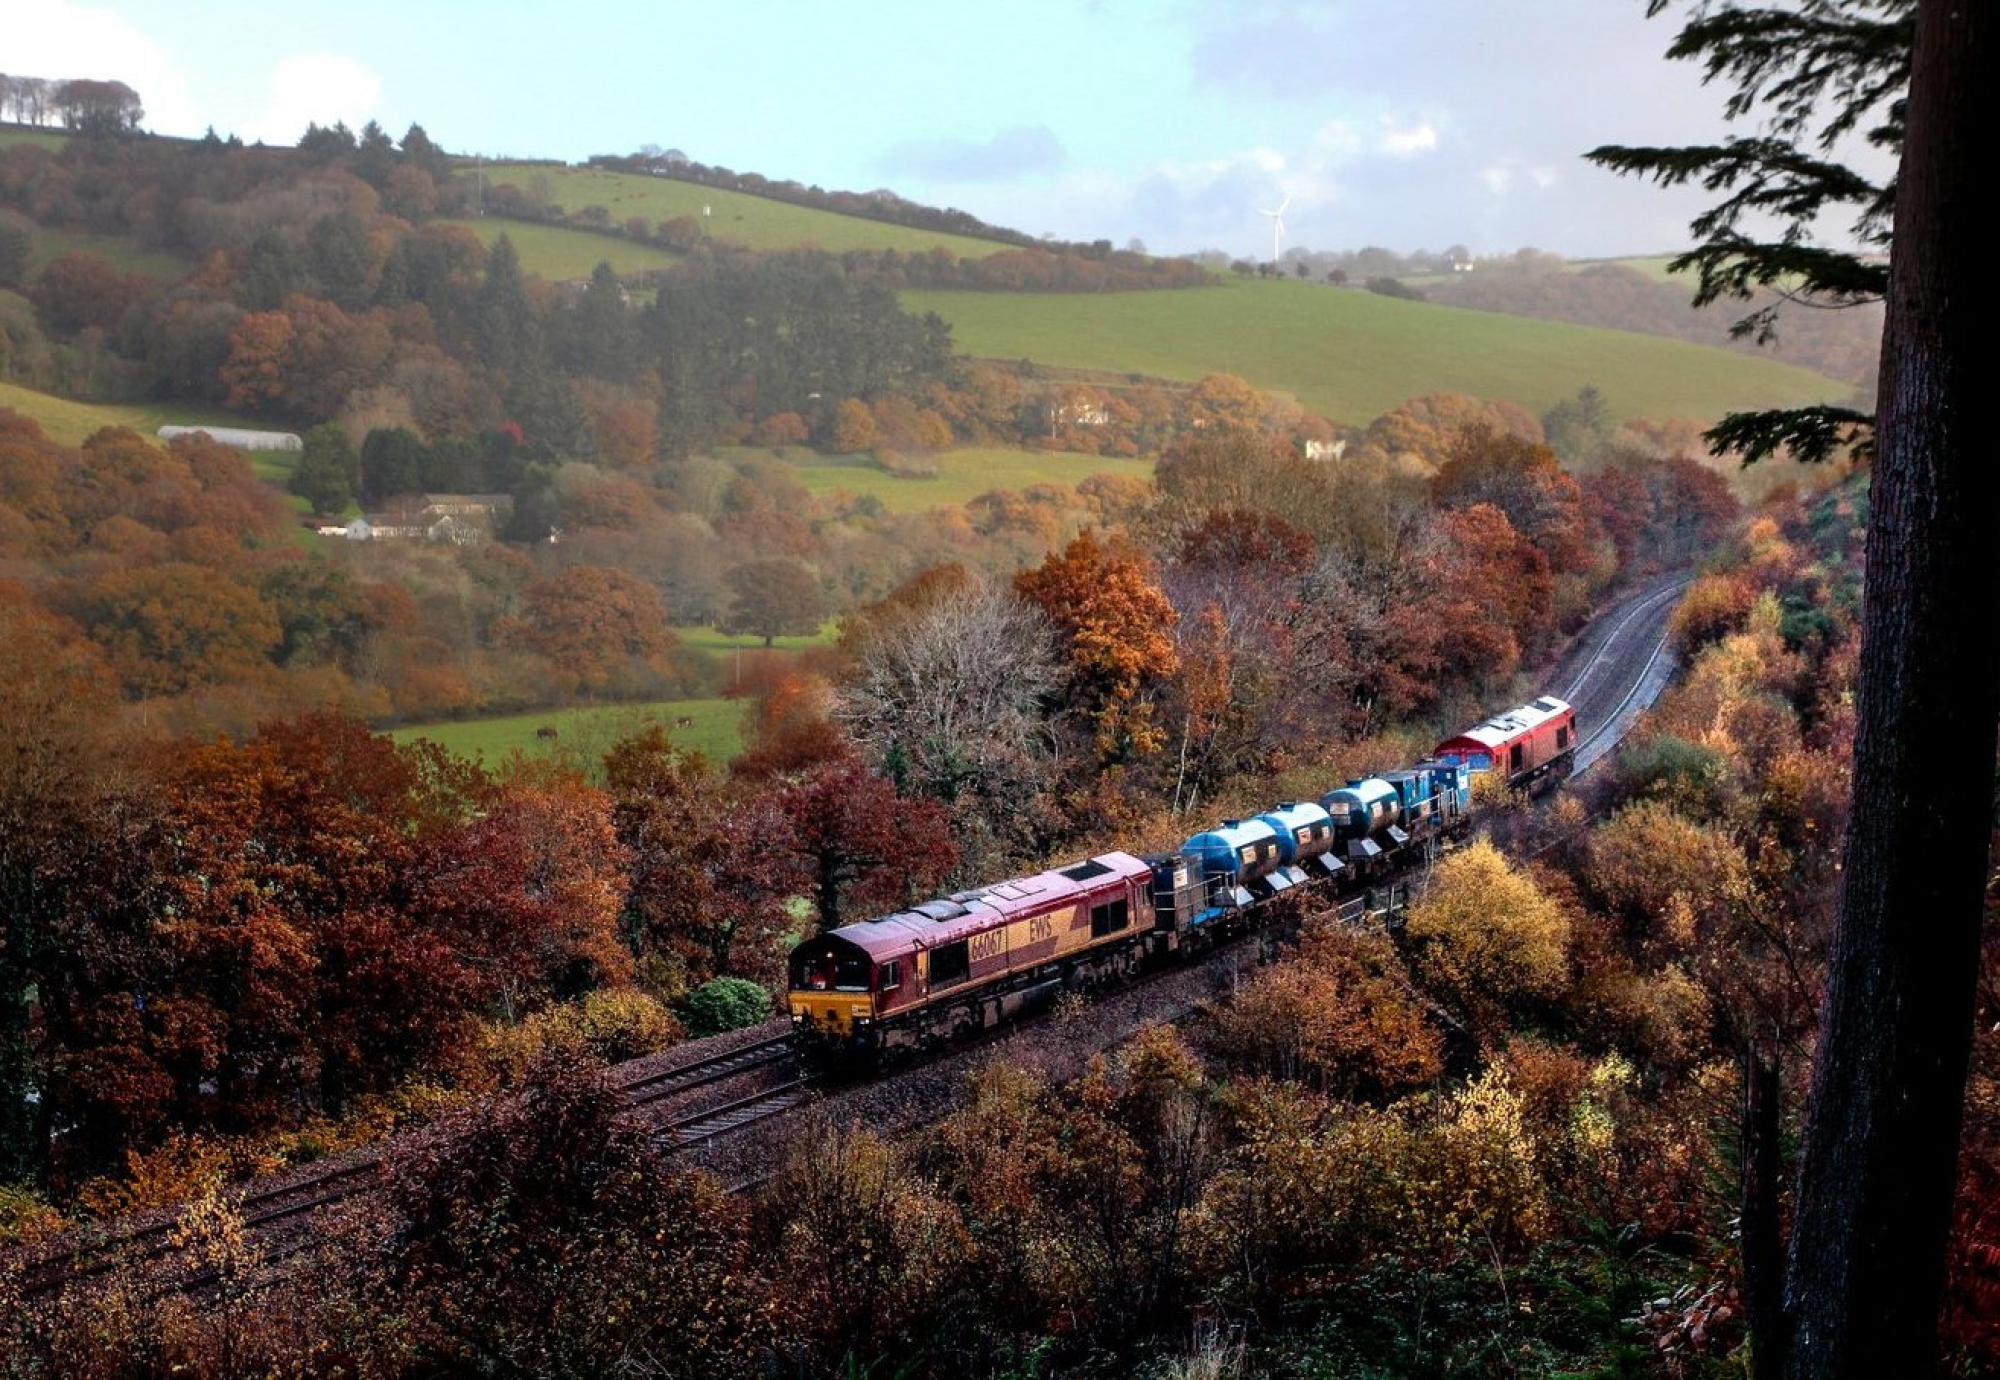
1015;531;1180;760
498;566;677;696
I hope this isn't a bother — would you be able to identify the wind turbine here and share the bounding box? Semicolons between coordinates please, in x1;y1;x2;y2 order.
1259;194;1290;266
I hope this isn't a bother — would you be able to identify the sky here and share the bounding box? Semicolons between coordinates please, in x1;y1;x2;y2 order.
10;0;1867;259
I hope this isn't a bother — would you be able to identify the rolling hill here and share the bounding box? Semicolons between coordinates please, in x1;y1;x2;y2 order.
439;217;683;280
904;278;1852;426
476;163;1013;258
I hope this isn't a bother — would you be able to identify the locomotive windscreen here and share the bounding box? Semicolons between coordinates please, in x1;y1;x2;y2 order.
791;943;871;992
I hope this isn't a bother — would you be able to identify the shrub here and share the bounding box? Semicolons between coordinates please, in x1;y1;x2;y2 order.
1403;840;1572;1030
0;1184;64;1246
679;976;774;1036
480;987;683;1084
1669;573;1756;655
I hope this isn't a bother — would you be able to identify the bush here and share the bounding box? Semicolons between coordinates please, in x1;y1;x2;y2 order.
0;1183;64;1246
481;987;683;1084
679;977;774;1036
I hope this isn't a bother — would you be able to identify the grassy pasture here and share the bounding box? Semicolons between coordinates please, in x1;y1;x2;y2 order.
673;620;838;655
25;225;192;281
0;127;67;151
439;217;683;281
0;380;258;447
1563;254;1685;284
904;277;1850;427
476;163;1011;259
723;444;1154;514
389;696;747;768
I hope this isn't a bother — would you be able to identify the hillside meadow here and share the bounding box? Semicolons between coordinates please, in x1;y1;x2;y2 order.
905;277;1850;427
477;162;1012;258
388;695;747;768
0;378;255;446
724;444;1155;513
12;221;192;280
438;217;682;280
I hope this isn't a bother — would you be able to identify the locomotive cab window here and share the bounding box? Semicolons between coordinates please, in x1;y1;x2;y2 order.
930;940;970;989
878;960;901;992
1509;744;1524;771
792;946;871;993
1090;898;1130;937
1556;725;1569;750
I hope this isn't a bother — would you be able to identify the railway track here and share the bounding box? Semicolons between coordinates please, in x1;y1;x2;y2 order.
1560;576;1688;712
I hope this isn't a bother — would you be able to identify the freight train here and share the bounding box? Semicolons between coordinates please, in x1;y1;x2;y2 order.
787;695;1576;1054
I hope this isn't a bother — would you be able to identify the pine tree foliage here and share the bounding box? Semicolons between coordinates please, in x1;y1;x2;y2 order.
1588;0;1912;462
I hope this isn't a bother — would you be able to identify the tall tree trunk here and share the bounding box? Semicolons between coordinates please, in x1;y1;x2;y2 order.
1782;2;1998;1374
1742;1041;1785;1380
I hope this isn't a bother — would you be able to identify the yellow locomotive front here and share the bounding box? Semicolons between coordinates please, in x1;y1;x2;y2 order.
786;932;879;1043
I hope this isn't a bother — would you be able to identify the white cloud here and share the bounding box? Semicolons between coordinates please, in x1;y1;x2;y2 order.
1480;165;1514;195
243;54;383;146
7;0;202;136
1379;120;1439;158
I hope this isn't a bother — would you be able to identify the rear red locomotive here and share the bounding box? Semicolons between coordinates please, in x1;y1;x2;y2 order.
1433;694;1577;790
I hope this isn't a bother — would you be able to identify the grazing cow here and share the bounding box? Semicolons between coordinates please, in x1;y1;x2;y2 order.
673;716;695;729
536;725;559;741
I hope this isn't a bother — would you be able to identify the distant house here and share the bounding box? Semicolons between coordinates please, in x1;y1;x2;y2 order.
1304;438;1348;462
555;278;633;307
157;425;303;452
338;494;511;545
1045;393;1111;429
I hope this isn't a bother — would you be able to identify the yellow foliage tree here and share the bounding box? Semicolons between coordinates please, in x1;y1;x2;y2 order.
1404;840;1571;1026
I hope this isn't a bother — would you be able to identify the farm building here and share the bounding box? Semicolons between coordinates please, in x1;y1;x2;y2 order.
157;425;303;452
337;494;511;546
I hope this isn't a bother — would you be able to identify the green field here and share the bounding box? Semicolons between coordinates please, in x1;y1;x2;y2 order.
440;217;683;281
723;444;1155;513
673;620;838;654
476;163;1011;258
904;278;1849;426
25;225;191;281
0;127;67;151
389;696;747;767
1564;254;1685;284
0;380;258;446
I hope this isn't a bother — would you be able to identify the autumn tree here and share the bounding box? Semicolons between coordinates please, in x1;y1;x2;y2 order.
75;563;282;696
154;717;487;1121
1206;922;1442;1097
29;251;149;335
1430;424;1590;574
777;756;958;931
605;728;801;985
415;761;632;1017
832;397;878;453
720;557;825;647
1015;531;1180;760
499;566;677;696
0;594;158;1182
379;1052;771;1376
1402;840;1572;1037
